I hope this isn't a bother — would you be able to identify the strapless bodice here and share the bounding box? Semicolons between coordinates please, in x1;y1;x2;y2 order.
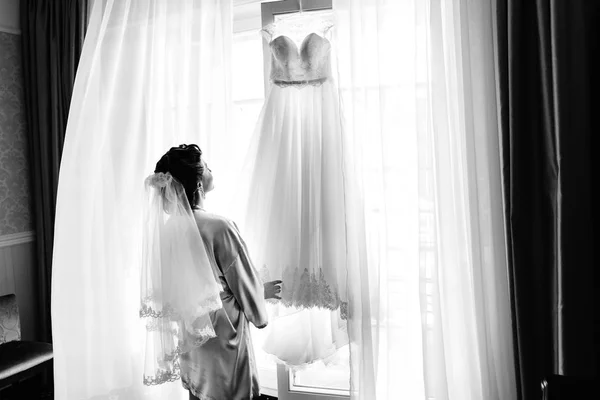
268;33;332;86
262;14;334;87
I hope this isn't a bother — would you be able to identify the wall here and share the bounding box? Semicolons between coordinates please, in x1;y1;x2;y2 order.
0;0;38;341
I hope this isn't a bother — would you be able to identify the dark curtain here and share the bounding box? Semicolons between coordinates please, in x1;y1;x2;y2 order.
492;0;597;399
20;0;89;343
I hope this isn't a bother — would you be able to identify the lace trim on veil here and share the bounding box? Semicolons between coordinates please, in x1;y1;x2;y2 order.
142;346;183;386
140;292;223;385
140;291;222;319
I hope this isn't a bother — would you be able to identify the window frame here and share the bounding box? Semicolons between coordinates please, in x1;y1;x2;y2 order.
276;364;351;400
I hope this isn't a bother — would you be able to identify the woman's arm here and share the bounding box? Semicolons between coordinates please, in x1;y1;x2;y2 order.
223;254;269;328
218;221;270;329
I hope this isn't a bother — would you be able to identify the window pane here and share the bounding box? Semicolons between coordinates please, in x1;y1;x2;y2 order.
232;29;264;101
290;346;350;394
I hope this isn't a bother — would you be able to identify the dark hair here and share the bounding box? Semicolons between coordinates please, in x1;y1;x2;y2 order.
154;144;204;207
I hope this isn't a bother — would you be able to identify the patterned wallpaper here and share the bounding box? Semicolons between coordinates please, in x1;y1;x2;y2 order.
0;32;33;236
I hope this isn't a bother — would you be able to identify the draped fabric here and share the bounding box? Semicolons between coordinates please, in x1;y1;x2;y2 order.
491;1;597;398
333;0;517;398
20;0;90;344
51;1;232;399
231;10;356;368
140;172;223;386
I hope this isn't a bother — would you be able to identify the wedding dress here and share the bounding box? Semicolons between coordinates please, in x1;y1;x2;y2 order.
235;13;365;366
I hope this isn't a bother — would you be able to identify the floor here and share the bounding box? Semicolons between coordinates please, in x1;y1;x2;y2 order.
0;377;277;400
0;377;52;400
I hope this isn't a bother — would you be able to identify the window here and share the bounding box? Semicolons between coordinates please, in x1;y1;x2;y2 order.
233;0;446;398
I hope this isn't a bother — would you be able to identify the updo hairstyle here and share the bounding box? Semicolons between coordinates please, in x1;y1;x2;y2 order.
154;144;204;207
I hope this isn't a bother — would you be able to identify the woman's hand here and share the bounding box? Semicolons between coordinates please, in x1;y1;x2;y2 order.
264;280;282;300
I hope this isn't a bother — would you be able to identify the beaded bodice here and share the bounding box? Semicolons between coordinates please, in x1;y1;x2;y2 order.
262;16;334;87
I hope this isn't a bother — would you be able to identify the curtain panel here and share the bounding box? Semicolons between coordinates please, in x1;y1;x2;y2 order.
51;0;233;398
492;0;596;398
334;0;517;398
20;0;89;343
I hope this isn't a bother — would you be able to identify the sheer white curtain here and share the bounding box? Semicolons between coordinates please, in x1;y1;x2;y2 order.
333;0;517;399
51;1;232;399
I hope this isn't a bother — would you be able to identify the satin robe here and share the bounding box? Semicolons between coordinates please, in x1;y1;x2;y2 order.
181;212;269;400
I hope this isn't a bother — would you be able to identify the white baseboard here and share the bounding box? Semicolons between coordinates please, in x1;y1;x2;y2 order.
0;231;35;248
0;25;20;35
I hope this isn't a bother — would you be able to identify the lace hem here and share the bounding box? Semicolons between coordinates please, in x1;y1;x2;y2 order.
143;368;180;386
261;265;348;319
141;293;222;350
143;346;183;386
140;300;179;319
273;299;348;320
144;369;180;386
140;291;222;322
273;77;328;88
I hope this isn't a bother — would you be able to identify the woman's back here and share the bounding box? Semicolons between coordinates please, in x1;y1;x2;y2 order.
180;211;268;400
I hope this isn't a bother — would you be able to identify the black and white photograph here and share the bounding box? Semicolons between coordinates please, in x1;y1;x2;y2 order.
0;0;596;399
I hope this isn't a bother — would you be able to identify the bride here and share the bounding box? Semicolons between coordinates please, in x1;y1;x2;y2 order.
141;144;282;400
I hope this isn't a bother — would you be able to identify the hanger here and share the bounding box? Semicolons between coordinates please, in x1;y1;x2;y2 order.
271;0;332;26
